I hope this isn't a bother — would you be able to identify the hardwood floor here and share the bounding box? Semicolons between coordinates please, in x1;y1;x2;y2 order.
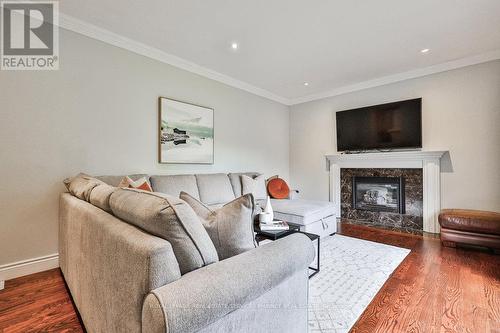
338;223;500;333
0;223;498;333
0;269;84;333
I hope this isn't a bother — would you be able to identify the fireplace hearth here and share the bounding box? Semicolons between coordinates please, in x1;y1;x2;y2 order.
353;176;405;214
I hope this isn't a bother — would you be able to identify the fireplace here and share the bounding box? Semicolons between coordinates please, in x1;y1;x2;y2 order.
339;168;423;233
352;176;405;214
327;151;446;233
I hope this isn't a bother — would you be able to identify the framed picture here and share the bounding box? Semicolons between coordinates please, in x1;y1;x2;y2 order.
159;97;214;164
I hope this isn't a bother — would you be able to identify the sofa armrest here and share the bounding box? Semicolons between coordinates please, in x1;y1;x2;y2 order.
59;193;182;333
142;233;314;333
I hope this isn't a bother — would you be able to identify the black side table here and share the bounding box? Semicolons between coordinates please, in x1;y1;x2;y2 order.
255;226;320;278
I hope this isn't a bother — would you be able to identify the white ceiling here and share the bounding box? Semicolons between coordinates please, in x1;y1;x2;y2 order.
59;0;500;105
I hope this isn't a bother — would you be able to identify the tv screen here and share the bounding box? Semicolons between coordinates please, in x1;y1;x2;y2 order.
336;98;422;152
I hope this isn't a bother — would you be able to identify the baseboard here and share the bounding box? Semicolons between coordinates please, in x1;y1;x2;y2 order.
0;253;59;288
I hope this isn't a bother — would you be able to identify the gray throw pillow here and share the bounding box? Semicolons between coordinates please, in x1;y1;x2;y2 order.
241;174;268;200
110;188;219;274
180;191;257;260
89;183;118;213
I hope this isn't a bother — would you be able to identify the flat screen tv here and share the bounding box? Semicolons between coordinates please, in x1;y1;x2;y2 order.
336;98;422;152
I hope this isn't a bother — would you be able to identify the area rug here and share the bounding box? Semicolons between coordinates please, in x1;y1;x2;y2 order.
308;235;410;333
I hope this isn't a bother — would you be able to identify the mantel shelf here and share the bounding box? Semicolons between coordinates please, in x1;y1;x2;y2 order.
326;150;446;162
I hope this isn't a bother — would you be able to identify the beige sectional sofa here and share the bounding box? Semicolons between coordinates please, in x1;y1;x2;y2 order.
60;172;317;333
100;172;337;237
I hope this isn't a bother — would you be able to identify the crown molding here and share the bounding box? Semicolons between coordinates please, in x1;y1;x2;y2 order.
290;49;500;105
58;14;291;105
57;13;500;107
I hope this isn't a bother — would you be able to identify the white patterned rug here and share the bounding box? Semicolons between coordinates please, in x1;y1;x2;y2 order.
308;235;410;333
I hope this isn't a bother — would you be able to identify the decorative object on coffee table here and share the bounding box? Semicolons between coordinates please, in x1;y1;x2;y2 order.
263;195;274;220
159;97;214;164
259;219;289;231
259;212;273;224
255;223;300;240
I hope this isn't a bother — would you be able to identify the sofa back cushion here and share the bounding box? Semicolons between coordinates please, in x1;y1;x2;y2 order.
150;174;200;200
228;172;260;197
109;188;218;274
195;173;235;205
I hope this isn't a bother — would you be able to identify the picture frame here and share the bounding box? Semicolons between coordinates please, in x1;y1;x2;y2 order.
158;97;214;164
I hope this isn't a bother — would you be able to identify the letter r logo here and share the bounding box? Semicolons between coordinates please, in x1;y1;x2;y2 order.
1;2;54;55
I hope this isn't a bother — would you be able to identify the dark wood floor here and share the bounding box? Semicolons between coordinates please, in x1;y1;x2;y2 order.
338;223;500;333
0;269;84;333
0;223;499;333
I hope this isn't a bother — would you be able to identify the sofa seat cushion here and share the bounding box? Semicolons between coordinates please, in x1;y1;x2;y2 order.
195;173;235;205
109;188;218;274
150;174;200;200
439;209;500;236
260;199;336;226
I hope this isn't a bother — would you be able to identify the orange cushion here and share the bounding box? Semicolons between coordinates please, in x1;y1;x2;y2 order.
118;176;153;192
267;178;290;199
133;180;153;192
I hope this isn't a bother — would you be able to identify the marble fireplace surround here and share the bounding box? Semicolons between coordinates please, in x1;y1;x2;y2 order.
342;168;423;233
326;151;447;234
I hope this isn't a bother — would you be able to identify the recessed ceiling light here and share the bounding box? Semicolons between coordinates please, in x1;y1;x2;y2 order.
304;82;309;86
231;42;238;50
420;48;430;54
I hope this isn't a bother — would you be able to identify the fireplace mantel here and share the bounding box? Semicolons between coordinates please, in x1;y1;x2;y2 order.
326;150;447;233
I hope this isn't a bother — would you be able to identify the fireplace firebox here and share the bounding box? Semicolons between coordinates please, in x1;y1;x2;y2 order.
352;176;405;214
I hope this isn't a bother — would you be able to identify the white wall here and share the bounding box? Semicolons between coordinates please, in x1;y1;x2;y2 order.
0;29;290;266
290;60;500;213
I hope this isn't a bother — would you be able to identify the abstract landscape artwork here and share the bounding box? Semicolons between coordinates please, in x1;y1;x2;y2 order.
159;97;214;164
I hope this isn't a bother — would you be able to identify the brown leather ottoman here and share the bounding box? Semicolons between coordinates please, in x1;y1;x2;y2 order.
439;209;500;252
